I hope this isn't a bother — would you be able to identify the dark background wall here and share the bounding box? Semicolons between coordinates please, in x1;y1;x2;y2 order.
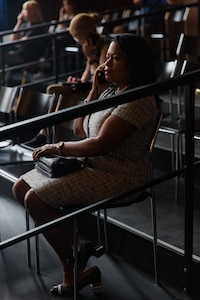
1;0;132;30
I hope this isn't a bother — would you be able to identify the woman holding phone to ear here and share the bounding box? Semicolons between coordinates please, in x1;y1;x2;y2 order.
13;34;159;296
5;0;46;65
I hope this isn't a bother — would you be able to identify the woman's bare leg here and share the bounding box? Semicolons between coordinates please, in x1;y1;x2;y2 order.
12;179;74;285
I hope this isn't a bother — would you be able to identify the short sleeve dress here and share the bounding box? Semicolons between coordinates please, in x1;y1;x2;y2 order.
21;87;159;208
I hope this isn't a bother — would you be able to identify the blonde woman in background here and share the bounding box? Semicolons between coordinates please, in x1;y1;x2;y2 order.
5;0;46;65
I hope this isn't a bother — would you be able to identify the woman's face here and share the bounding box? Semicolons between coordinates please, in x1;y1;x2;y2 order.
104;41;131;89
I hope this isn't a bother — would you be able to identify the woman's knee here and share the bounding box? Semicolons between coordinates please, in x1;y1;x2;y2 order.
12;178;30;206
24;188;41;213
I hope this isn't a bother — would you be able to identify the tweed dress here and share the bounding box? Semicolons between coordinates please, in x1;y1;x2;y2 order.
21;87;158;209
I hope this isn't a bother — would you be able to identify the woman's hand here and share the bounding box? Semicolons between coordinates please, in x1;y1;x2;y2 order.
82;38;96;61
32;144;57;161
17;12;24;24
89;64;110;98
66;76;82;83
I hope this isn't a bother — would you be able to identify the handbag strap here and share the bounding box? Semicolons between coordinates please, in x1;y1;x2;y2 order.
82;113;91;167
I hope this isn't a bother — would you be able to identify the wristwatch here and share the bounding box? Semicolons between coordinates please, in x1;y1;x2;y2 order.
56;141;65;156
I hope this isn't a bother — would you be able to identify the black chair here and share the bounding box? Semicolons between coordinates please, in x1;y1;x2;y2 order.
0;89;57;166
159;33;200;203
0;89;58;268
0;162;35;267
164;6;190;61
0;86;19;126
95;112;163;285
150;6;190;62
0;86;20;148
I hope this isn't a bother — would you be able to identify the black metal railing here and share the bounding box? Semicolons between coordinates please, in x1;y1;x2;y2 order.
0;67;199;294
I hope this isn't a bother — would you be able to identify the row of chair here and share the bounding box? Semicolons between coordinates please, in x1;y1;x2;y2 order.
157;33;200;203
0;87;60;268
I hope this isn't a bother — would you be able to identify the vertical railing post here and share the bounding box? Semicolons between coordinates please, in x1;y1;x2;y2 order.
51;33;59;83
184;83;195;295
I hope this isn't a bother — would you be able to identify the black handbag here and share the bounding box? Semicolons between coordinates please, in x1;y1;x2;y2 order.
35;155;84;178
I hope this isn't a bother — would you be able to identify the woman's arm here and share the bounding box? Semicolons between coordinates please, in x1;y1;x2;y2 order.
33;114;136;161
73;63;111;137
12;12;24;40
80;61;92;82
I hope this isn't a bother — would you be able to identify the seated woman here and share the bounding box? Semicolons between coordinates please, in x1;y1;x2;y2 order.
56;0;78;32
47;12;110;104
5;0;46;65
54;0;79;49
12;33;159;297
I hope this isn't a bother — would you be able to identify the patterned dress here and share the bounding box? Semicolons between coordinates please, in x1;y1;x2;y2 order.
21;87;159;208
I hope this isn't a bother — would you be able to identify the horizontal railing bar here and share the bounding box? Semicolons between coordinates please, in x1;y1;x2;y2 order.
0;69;199;141
0;167;185;250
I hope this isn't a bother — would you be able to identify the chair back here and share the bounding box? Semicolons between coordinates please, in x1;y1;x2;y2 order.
176;33;200;64
13;89;56;121
0;86;19;125
164;7;190;60
12;89;57;143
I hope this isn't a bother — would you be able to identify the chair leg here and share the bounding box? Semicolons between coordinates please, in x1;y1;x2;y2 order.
100;197;159;283
171;134;175;171
175;132;181;204
26;211;41;273
26;211;31;268
96;210;109;253
150;195;159;284
73;218;78;300
96;210;102;246
35;229;40;274
103;209;109;253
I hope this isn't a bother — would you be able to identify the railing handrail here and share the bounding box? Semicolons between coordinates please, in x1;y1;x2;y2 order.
0;69;198;140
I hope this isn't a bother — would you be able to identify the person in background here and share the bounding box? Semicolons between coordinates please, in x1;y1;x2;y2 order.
25;12;110;148
34;0;79;79
113;0;168;36
4;0;46;65
12;33;159;297
56;0;78;32
54;0;79;49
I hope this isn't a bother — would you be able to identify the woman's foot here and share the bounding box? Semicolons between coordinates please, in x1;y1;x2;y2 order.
78;240;104;269
50;266;102;296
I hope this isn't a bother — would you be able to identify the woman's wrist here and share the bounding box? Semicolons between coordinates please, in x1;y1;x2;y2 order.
88;59;98;65
56;141;65;156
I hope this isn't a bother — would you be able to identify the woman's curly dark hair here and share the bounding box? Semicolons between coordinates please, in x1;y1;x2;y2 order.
113;33;156;88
